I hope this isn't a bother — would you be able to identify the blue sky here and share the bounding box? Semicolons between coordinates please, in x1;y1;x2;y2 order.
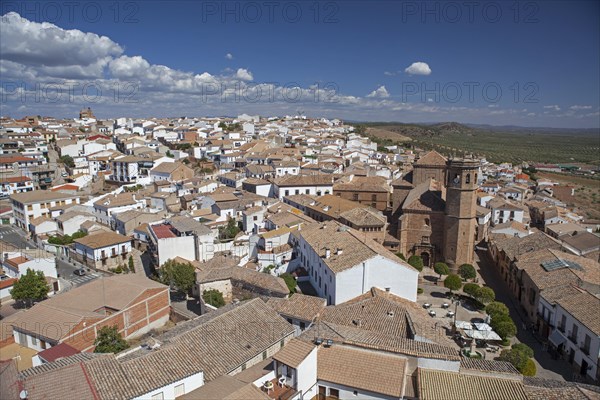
1;1;599;127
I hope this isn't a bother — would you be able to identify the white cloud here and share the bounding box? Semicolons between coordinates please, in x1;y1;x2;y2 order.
109;56;150;78
366;85;390;98
0;12;122;79
543;105;561;111
235;68;253;81
404;62;431;76
225;53;234;60
569;105;592;110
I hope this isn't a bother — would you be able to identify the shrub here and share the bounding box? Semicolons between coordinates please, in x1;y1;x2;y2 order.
443;274;463;293
202;289;225;308
280;273;297;293
417;288;424;294
94;325;129;353
434;262;450;278
128;256;135;273
407;255;424;272
463;283;480;298
396;252;406;261
512;343;534;358
522;359;537;376
114;266;123;274
459;264;477;281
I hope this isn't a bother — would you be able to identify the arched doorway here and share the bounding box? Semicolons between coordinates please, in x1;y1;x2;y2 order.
421;252;430;267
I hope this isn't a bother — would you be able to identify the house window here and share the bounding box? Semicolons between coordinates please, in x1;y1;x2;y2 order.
280;339;285;348
300;322;306;330
151;393;164;400
353;193;359;201
241;363;246;371
305;189;310;194
466;174;471;184
329;388;340;398
422;236;430;244
285;190;289;196
253;216;258;221
353;391;358;396
371;194;377;201
174;384;185;397
263;351;267;360
295;189;300;195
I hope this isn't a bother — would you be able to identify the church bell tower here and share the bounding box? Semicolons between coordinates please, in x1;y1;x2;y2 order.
443;157;479;272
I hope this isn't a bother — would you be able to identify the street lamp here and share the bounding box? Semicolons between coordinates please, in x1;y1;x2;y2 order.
453;299;461;334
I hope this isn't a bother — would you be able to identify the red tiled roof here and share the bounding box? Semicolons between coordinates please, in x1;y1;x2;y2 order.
0;278;17;290
0;155;37;164
0;176;31;183
88;135;110;141
37;342;80;362
5;256;28;268
151;223;177;239
51;184;79;191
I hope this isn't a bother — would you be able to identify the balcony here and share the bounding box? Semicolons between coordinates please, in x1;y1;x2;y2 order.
262;378;296;400
580;346;590;356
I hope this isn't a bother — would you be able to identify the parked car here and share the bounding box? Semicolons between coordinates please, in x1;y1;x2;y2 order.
74;268;86;276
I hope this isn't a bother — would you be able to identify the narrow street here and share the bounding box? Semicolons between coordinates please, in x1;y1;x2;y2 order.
474;248;575;381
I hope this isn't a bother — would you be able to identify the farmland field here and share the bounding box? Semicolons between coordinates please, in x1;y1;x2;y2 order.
359;123;600;165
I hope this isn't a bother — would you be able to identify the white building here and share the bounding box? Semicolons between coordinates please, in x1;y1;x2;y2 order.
292;221;418;305
149;217;214;266
0;176;34;197
10;190;82;230
274;175;334;200
73;231;132;270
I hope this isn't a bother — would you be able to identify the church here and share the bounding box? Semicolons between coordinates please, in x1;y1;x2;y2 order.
391;151;479;271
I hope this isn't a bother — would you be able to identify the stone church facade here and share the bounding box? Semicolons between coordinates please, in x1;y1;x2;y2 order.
394;151;479;271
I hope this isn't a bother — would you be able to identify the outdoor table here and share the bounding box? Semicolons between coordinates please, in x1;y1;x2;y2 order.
423;303;431;309
442;303;450;308
263;381;274;394
429;310;436;317
447;311;455;317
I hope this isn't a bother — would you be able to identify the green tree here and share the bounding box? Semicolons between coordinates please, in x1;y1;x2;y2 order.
463;283;480;298
219;217;240;240
521;359;537;376
128;255;135;273
499;344;535;375
10;269;49;307
202;289;225;308
395;252;407;261
485;301;510;318
71;230;87;240
443;274;463;293
160;259;196;295
279;273;297;293
475;287;496;304
458;264;477;281
434;262;450;279
407;255;424;272
511;343;534;358
490;314;517;340
59;155;75;168
94;325;129;353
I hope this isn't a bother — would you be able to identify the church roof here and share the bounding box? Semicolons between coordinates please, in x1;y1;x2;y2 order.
402;179;445;212
415;150;447;166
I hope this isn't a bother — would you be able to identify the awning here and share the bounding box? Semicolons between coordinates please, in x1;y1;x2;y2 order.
473;322;493;331
455;321;473;330
548;329;567;347
464;329;502;341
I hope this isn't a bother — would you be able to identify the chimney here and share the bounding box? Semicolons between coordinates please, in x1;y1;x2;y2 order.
325;248;331;259
336;248;343;255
